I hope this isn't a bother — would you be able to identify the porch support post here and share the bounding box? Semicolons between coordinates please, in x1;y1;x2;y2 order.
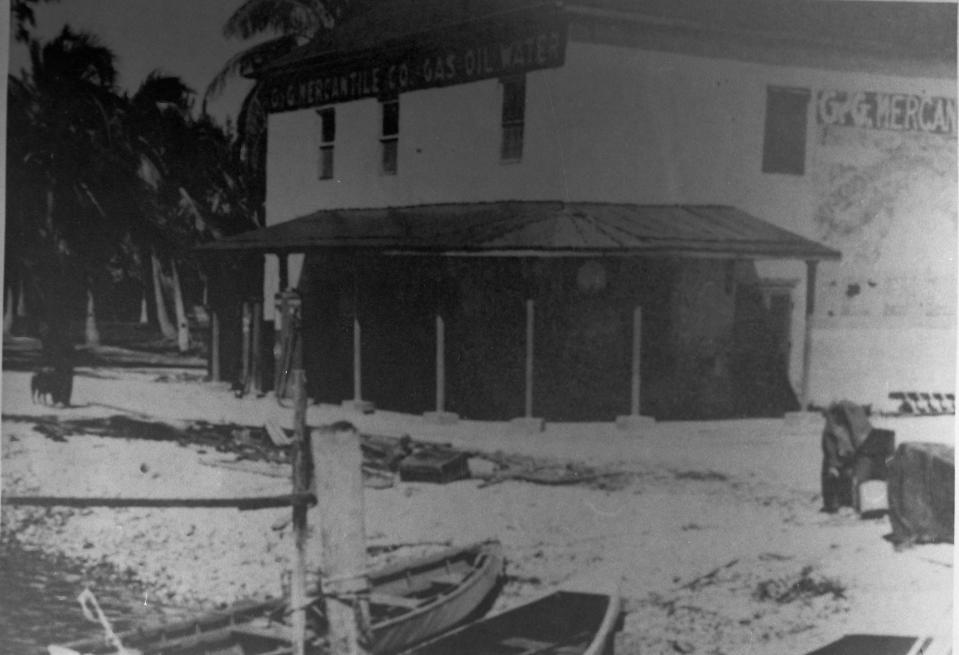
342;259;374;414
525;298;534;418
210;310;221;382
278;252;289;291
631;305;642;416
353;315;362;402
436;314;445;412
511;296;544;433
799;259;818;412
251;299;263;395
240;300;251;395
616;305;655;432
424;312;459;424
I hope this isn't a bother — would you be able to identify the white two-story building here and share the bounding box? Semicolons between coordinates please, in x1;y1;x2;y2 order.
206;0;956;422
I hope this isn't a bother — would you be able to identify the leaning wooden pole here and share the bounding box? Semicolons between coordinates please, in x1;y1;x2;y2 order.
289;294;309;655
313;422;372;655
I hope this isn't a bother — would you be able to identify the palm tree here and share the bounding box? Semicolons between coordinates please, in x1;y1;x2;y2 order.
129;72;262;352
8;27;133;354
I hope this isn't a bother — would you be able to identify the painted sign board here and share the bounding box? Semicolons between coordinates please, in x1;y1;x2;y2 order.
817;90;956;137
261;7;568;113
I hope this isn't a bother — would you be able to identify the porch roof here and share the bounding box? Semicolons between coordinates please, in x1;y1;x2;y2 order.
198;202;841;261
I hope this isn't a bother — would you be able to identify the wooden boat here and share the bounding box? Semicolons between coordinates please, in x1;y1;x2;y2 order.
50;540;504;655
396;590;624;655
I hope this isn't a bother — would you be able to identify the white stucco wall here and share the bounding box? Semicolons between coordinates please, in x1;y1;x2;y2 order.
264;35;956;410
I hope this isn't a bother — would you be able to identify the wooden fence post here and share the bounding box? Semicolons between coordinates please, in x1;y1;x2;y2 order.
312;422;371;655
289;295;309;655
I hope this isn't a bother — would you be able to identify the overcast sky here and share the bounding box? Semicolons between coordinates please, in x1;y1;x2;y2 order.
7;0;259;125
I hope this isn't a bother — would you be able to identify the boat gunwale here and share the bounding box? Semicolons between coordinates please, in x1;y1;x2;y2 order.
582;592;623;655
372;540;505;643
369;539;500;584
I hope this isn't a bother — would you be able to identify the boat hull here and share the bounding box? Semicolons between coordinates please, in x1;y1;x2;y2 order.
397;591;624;655
52;541;504;655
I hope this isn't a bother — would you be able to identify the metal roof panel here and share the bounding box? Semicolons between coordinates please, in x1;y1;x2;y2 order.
200;202;841;261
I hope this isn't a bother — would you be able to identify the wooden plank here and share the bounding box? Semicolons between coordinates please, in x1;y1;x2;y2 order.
3;493;314;510
230;624;290;643
265;420;294;447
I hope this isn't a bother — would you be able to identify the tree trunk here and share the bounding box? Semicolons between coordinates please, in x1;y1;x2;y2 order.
151;250;176;339
85;284;100;346
171;259;191;353
3;285;14;337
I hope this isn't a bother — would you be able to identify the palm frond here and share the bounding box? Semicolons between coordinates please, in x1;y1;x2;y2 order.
134;71;195;110
204;34;297;101
223;0;330;40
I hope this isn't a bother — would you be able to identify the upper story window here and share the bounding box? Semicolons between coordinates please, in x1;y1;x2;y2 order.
762;86;810;176
381;99;399;175
317;107;335;180
500;75;526;162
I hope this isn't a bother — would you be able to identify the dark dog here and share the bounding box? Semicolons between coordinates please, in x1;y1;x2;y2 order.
30;367;57;405
31;366;73;406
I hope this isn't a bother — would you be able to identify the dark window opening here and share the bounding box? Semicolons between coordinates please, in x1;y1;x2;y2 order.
762;87;810;175
501;76;525;162
318;108;335;180
381;99;399;175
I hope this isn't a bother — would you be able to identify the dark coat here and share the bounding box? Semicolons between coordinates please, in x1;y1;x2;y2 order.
821;400;873;511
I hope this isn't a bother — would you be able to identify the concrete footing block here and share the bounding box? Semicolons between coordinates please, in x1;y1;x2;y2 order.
423;410;460;425
341;399;375;414
615;414;656;432
510;416;545;433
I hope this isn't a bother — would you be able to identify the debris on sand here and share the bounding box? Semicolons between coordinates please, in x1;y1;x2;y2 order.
752;565;846;604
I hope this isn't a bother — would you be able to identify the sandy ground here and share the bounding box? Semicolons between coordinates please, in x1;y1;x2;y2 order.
1;366;954;654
